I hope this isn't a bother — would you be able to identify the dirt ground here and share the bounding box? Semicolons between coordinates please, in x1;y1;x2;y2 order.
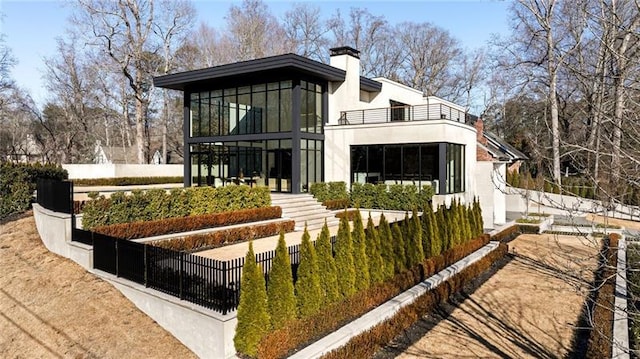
0;212;196;359
386;233;601;359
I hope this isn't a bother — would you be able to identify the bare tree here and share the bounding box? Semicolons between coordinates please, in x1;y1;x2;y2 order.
283;3;329;61
74;0;157;164
224;0;291;61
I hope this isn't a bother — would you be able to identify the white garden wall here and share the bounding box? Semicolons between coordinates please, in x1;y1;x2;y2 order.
62;164;183;179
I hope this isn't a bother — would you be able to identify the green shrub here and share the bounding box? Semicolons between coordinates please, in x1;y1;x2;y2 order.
366;215;385;284
82;185;271;228
310;182;348;203
335;216;356;298
391;222;407;273
234;241;270;357
73;176;183;186
322;199;350;210
377;214;396;279
0;162;67;219
295;226;322;318
349;183;433;211
267;232;297;330
352;209;370;291
316;221;340;304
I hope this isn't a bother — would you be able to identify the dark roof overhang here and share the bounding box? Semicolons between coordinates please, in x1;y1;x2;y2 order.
154;53;347;91
360;76;382;92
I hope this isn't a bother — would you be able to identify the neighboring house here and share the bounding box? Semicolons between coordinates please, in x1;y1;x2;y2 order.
474;119;528;225
153;46;522;226
93;142;138;164
5;134;45;163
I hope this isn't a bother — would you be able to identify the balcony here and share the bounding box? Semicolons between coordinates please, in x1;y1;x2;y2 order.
338;103;467;125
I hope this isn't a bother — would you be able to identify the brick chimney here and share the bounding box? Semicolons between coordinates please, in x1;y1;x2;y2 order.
475;118;493;161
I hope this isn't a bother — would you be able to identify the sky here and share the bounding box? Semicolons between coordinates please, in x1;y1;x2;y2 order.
0;0;511;107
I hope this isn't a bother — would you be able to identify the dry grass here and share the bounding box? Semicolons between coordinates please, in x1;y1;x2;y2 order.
393;233;600;358
0;212;196;358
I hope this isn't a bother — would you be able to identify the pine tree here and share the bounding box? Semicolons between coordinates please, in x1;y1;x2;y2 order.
378;213;396;279
334;216;356;298
352;209;370;291
391;222;407;272
234;242;270;357
437;205;450;251
295;226;322;318
411;208;424;262
315;221;340;304
421;203;433;258
366;215;385;284
468;202;478;239
474;197;484;236
267;231;296;329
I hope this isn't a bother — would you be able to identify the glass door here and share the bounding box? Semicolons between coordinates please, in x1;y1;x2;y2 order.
267;148;292;192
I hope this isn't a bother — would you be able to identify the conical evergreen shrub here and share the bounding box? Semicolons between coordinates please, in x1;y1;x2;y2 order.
402;212;412;268
335;216;356;298
462;201;472;242
429;205;442;257
437;205;450;251
366;215;385;284
378;213;396;279
352;209;370;291
267;231;296;329
234;241;270;357
474;197;484;236
391;222;407;272
468;202;477;239
295;226;322;318
411;208;424;262
421;204;433;258
315;221;340;304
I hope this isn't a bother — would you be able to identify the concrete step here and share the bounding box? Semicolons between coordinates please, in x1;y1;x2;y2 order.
270;193;337;231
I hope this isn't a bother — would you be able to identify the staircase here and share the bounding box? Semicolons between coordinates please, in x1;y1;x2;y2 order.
270;193;341;231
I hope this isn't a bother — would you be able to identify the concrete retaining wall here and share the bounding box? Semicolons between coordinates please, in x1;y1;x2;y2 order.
32;204;92;270
63;164;183;179
105;274;237;359
612;237;630;359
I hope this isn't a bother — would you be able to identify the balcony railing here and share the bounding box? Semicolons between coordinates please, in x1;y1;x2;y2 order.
338;103;467;125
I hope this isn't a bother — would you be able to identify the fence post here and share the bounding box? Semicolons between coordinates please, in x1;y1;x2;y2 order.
222;260;228;315
179;251;184;300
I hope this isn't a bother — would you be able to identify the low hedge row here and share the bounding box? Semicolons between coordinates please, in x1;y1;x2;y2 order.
92;206;283;240
73;176;183;186
350;182;434;211
322;199;350;210
334;209;360;221
491;224;520;242
152;220;295;252
321;242;509;359
584;234;619;359
255;234;491;359
82;185;271;229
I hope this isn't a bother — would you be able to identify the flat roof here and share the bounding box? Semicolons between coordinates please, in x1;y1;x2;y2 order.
153;53;382;92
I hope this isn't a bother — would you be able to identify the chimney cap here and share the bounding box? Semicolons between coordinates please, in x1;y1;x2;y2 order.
329;46;360;59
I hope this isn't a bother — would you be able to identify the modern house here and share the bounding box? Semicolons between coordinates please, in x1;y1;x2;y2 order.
153;46;517;226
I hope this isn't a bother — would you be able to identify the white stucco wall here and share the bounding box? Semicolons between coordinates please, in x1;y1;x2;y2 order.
63;164;183;179
324;119;477;204
475;162;495;227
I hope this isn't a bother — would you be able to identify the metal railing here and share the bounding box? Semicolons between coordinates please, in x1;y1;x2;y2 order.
338;103;467;125
36;179;73;214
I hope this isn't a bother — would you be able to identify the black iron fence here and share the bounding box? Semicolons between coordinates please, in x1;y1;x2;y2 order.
36;178;73;214
88;230;343;314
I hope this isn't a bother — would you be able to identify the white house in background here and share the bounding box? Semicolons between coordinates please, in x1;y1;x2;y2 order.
153;46;523;228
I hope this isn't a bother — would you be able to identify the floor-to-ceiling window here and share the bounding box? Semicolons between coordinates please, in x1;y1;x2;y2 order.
188;79;324;192
350;142;465;194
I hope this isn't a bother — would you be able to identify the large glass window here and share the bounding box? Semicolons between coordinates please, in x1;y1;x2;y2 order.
300;80;323;133
350;143;465;194
190;80;295;137
300;139;323;192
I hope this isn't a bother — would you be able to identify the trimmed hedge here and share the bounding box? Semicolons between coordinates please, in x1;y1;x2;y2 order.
321;242;509;359
151;220;295;252
0;162;68;219
350;183;434;211
82;185;271;229
310;181;434;211
254;234;491;359
92;206;282;239
73;176;183;186
584;234;619;359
